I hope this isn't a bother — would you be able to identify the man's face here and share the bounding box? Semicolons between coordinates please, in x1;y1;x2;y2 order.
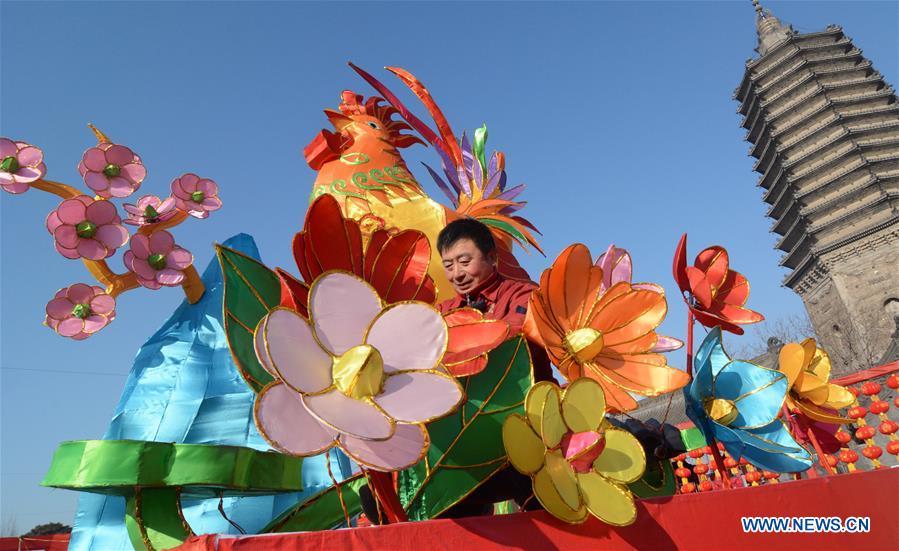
440;238;496;296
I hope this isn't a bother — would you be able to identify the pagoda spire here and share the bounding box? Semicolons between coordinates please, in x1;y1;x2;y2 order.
751;0;793;56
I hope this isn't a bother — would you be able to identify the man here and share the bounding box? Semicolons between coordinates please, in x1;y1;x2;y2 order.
436;218;555;383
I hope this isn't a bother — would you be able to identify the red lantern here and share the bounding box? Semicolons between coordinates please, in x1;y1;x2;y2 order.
879;421;898;435
848;387;860;397
738;457;749;466
839;449;859;464
688;449;704;459
894;397;899;408
855;426;876;440
821;454;837;468
870;400;890;414
887;374;899;389
835;431;851;445
702;446;712;455
745;471;762;483
699;480;713;492
680;482;696;494
848;406;868;419
675;453;687;462
886;441;899;456
693;464;709;475
716;442;725;451
762;471;780;480
861;382;882;396
675;467;692;478
862;446;882;460
724;457;738;469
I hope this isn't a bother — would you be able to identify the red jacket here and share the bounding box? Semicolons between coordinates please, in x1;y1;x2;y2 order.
438;272;556;383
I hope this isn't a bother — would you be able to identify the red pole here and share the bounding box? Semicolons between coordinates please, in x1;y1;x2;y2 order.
686;311;695;377
707;439;732;489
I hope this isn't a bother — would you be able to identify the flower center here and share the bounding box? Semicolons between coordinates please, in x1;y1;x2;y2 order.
143;205;160;222
71;303;91;319
191;191;205;202
332;344;385;400
0;156;20;173
560;430;606;473
563;328;604;364
75;221;97;238
103;164;121;178
703;398;739;426
148;253;167;270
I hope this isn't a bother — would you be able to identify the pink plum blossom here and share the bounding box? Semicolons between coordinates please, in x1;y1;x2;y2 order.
79;142;146;198
253;272;463;471
123;195;177;226
171;173;222;218
45;284;116;340
0;138;46;194
46;196;130;260
595;244;683;353
123;230;193;289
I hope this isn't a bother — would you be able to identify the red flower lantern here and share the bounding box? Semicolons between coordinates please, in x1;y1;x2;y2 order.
870;400;890;415
848;406;867;420
879;420;898;435
862;446;882;460
699;480;714;492
861;382;881;396
680;482;696;494
886;441;899;456
839;449;859;464
855;426;876;440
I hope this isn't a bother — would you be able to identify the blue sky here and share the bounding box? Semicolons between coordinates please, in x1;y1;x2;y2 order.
1;0;897;532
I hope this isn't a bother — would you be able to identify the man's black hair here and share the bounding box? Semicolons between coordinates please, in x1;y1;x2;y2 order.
437;218;496;256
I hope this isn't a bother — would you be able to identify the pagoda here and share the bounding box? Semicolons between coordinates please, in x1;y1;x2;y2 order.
734;1;899;375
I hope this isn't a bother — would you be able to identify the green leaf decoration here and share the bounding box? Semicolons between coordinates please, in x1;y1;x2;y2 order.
400;336;533;520
479;217;529;248
263;474;367;533
217;244;281;392
43;440;305;551
473;124;488;179
628;459;677;499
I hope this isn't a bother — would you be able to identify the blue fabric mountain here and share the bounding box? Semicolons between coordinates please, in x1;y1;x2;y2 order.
69;233;352;550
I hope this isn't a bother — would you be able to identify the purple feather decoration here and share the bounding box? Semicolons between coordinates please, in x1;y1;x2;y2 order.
496;184;525;201
422;162;459;206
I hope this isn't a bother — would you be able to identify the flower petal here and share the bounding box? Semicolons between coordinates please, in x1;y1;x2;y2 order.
121;163;146;185
309;272;381;355
56;317;85;337
373;371;462;423
105;144;134;166
577;471;637;526
541;385;566;448
544;449;582;511
716;360;787;429
525;381;555;439
339;423;427;471
89;293;115;316
82;148;107;171
156;268;185;286
84;171;110;193
54;225;79;248
365;302;446;373
149;230;175;255
82;314;109;334
593;288;667;346
129;233;151;259
533;464;587;524
254;316;278;378
561;378;606;433
502;413;545;475
735;421;813;473
107;176;135;197
94;224;129;250
46;297;73;320
17;146;43;167
86;200;117;225
76;239;108;260
57;198;87;225
592;427;646;484
263;308;332;393
126;254;157;281
167;247;193;270
303;389;394;441
255;382;338;456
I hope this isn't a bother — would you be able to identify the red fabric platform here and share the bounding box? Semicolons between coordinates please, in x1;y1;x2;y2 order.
179;467;898;551
0;534;70;551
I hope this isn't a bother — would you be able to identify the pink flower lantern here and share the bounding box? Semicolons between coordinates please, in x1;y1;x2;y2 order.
79;142;146;198
171;173;222;218
0;138;46;194
123;230;193;289
45;284;116;340
46;196;129;260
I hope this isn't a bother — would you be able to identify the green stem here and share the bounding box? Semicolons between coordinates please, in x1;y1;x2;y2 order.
125;487;193;551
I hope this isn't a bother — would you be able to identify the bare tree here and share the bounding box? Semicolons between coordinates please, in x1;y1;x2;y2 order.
728;312;817;359
1;516;17;537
